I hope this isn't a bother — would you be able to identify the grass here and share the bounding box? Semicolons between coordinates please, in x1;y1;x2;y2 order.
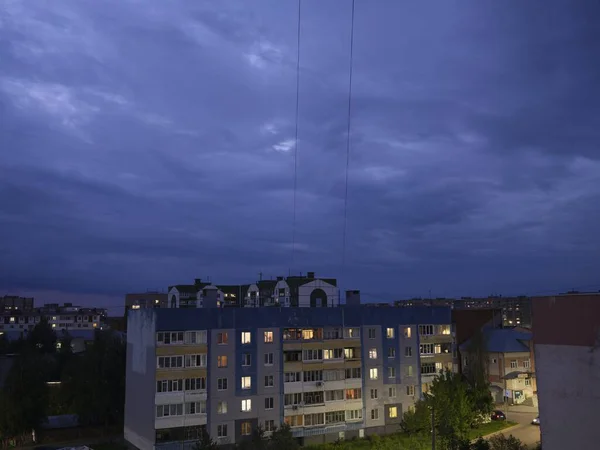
469;420;518;439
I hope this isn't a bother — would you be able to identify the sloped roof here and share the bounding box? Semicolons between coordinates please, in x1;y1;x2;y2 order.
169;285;198;294
460;327;531;353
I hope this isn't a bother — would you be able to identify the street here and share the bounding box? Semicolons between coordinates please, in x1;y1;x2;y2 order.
494;406;540;448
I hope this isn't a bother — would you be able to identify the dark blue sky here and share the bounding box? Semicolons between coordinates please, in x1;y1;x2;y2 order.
1;1;599;311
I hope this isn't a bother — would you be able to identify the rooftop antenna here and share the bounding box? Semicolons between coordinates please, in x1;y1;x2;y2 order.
258;272;263;281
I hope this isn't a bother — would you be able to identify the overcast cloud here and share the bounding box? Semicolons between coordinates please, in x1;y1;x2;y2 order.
1;0;599;310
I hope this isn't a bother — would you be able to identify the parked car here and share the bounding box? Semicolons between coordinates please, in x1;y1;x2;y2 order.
491;410;506;421
532;416;540;425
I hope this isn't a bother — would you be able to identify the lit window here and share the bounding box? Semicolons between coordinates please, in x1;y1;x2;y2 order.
386;328;395;339
369;348;377;359
9;317;15;323
241;376;251;390
217;401;227;414
302;329;314;340
217;332;228;344
131;305;140;310
241;332;251;344
217;355;228;368
404;327;412;338
405;365;414;377
241;399;252;412
241;422;251;436
369;368;378;380
264;331;274;343
389;406;398;418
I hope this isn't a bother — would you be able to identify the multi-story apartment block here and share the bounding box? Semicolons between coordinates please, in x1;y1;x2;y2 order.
124;305;456;449
125;293;169;315
167;273;339;310
397;296;532;328
0;302;107;334
0;295;34;312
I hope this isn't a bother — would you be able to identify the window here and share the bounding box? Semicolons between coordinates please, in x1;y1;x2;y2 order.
420;343;434;355
491;358;497;364
388;367;396;378
241;331;251;344
345;388;361;400
421;363;437;374
523;360;531;369
303;370;323;382
369;368;378;380
185;401;206;415
388;347;396;358
344;327;360;338
184;330;207;344
156;379;183;393
241;376;251;390
241;422;251;436
284;415;303;427
302;329;314;340
325;411;345;424
264;352;274;365
217;332;228;345
217;424;227;438
324;327;342;339
388;387;396;398
264;331;274;343
305;413;325;426
217;401;227;414
406;385;415;396
217;355;228;368
438;324;451;335
284;372;301;383
241;353;251;366
344;347;358;359
285;393;302;406
419;325;434;336
303;349;323;361
346;409;362;421
217;378;228;391
324;348;344;360
405;346;413;357
303;391;324;405
370;409;379;420
345;367;361;379
525;378;531;386
510;360;518;369
404;327;412;338
156;404;183;418
184;377;206;391
389;406;398;418
386;327;395;339
157;332;184;345
241;399;252;412
157;355;183;369
264;375;274;387
369;348;378;359
370;388;378;399
368;328;376;339
264;420;275;432
325;390;344;401
265;397;274;410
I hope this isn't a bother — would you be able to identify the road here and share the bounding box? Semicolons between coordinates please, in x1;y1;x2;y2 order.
493;407;540;448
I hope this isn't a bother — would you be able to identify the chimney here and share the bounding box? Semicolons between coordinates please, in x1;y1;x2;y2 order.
345;290;361;306
307;271;315;278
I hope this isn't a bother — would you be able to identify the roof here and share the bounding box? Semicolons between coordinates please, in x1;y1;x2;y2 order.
169;285;198;294
460;327;532;353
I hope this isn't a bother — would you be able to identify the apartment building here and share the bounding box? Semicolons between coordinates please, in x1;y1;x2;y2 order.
0;295;34;312
125;293;169;315
532;292;600;450
124;305;456;449
397;296;532;328
167;272;339;310
0;302;106;334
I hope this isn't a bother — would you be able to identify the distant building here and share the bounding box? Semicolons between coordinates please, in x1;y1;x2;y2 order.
0;295;34;312
532;292;600;450
125;292;169;315
0;302;107;334
397;296;532;328
166;272;340;310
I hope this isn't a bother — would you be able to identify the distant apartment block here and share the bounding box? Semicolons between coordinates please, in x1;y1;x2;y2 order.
124;304;457;449
0;302;107;334
167;272;339;309
125;293;169;314
532;292;600;450
0;295;34;312
398;296;532;328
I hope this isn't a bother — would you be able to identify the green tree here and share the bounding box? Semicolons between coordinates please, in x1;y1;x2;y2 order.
62;330;126;426
471;437;492;450
401;399;432;435
464;328;494;418
268;424;298;450
0;353;50;438
488;435;527;450
425;370;475;447
26;318;57;354
193;427;218;450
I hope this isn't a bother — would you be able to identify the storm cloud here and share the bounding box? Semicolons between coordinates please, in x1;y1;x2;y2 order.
1;0;599;309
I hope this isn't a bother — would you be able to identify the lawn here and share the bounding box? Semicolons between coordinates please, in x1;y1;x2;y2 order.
469;420;518;439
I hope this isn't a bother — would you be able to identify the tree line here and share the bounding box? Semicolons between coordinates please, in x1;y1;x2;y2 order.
0;319;126;446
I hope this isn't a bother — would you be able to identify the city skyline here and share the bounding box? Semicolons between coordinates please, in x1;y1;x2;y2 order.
2;1;599;308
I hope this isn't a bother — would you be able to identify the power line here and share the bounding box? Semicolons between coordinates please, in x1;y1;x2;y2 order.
341;0;356;269
291;0;302;269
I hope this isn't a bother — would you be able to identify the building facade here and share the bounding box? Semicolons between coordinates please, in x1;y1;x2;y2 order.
124;306;456;449
125;293;169;315
532;292;600;450
0;295;34;312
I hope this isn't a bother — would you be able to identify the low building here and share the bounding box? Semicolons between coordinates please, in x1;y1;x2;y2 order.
124;304;456;449
461;327;536;406
0;303;107;334
532;292;600;450
125;292;169;315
